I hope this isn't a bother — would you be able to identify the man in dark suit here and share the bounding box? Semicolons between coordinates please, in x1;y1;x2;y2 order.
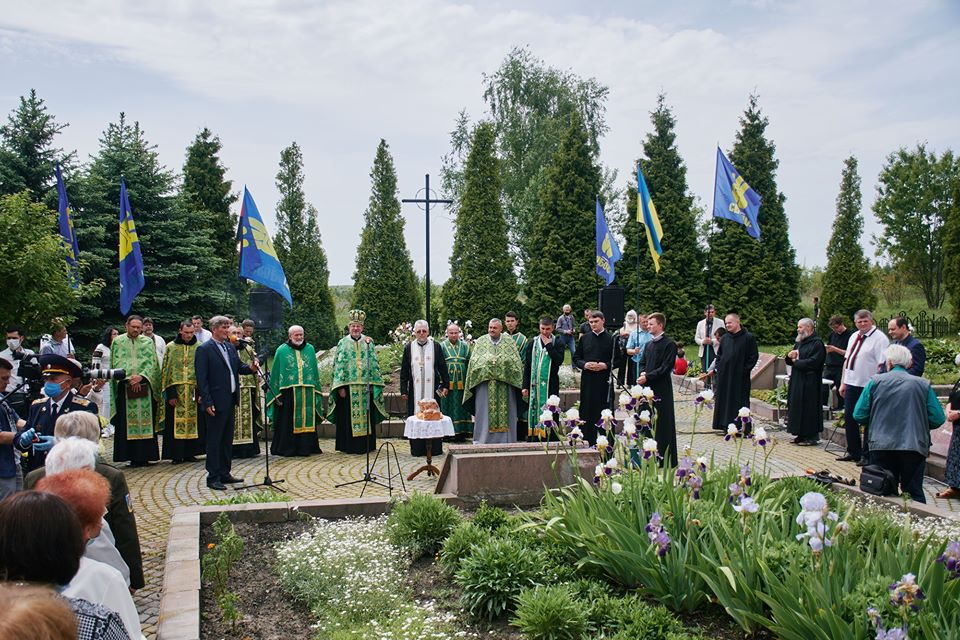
195;316;259;490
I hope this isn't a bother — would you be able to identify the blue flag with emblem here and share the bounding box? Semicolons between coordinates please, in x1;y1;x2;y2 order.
55;163;80;283
238;187;292;306
713;147;761;239
637;165;664;273
595;197;621;285
119;179;145;314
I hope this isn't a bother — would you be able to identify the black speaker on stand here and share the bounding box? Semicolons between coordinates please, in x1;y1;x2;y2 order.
598;285;625;330
249;287;284;332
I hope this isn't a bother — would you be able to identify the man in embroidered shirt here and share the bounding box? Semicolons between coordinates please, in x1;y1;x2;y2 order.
838;309;890;465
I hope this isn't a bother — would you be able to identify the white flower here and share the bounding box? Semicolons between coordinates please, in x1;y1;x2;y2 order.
539;409;554;424
799;491;828;513
611;482;623;495
641;387;655;400
642;438;658;453
569;426;583;439
596;435;609;448
638;410;651;424
594;464;604;477
600;408;614;421
547;394;561;406
565;407;580;422
619;392;631;407
623;419;637;436
738;407;751;418
754;427;767;441
727;423;739;436
605;457;619;469
733;496;760;514
629;384;644;398
696;456;708;468
700;389;715;402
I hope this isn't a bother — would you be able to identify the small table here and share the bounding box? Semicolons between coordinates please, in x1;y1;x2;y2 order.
404;415;455;480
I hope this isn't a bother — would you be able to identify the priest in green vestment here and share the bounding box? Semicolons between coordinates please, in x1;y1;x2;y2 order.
440;323;472;439
463;318;523;444
327;310;387;454
231;325;262;458
523;317;565;440
267;325;322;457
159;320;205;462
111;315;161;466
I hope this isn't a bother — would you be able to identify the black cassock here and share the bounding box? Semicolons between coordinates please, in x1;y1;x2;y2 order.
711;329;759;432
785;334;826;441
639;334;678;466
400;340;450;457
574;330;620;445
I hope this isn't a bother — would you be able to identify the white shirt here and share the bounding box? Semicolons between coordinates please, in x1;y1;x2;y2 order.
85;519;130;587
214;339;236;393
146;334;166;366
0;346;35;391
841;327;890;388
694;318;719;358
64;556;145;640
195;327;213;344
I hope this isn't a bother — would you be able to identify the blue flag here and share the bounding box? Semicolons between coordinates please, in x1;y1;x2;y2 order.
713;147;761;239
55;163;80;281
238;187;292;306
595;197;621;285
119;180;145;314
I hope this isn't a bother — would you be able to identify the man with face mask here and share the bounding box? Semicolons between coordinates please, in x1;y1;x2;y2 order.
0;326;35;416
17;354;96;473
785;318;826;446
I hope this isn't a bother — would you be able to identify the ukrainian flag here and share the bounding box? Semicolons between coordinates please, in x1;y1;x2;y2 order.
119;180;145;314
55;163;79;274
637;165;663;273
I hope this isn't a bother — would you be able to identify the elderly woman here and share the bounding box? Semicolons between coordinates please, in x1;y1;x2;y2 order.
937;355;960;499
0;490;131;640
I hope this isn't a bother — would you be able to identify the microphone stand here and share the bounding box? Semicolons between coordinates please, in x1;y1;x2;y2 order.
235;343;286;492
335;383;405;497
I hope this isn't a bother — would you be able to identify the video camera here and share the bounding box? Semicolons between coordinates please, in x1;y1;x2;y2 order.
15;353;43;396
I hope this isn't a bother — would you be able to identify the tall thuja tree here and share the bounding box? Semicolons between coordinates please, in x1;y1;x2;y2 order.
619;95;706;335
818;156;876;333
352;140;421;342
72;114;222;340
443;122;517;328
273;142;338;348
0;89;75;201
707;96;800;343
941;161;960;321
182;128;240;312
526;112;602;320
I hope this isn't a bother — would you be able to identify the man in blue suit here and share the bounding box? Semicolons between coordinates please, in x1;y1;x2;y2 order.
195;316;259;490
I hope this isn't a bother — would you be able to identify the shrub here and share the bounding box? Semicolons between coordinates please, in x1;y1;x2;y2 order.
438;522;491;576
456;537;544;620
610;600;685;640
387;492;462;559
511;584;589;640
471;500;509;532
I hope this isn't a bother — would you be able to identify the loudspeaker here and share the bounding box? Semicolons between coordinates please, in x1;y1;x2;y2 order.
249;288;284;331
598;286;625;329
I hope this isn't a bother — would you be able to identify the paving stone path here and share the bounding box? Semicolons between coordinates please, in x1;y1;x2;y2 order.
101;391;958;639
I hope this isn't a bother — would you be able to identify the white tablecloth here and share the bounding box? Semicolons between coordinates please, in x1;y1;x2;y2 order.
404;415;455;439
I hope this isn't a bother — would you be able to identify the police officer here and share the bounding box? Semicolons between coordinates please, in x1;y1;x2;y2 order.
17;354;98;473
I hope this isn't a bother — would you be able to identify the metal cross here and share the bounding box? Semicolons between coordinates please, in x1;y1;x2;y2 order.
402;174;452;325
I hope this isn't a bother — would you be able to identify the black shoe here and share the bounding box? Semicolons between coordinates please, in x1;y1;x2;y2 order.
207;480;226;490
184;456;198;463
797;440;820;447
222;475;243;483
170;459;183;465
836;454;857;462
856;458;868;467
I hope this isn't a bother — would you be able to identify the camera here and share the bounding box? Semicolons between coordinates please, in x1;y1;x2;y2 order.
17;353;43;393
82;365;126;383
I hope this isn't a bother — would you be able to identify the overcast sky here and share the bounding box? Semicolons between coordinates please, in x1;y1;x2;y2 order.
2;0;958;285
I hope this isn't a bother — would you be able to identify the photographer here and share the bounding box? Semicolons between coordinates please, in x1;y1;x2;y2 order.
18;354;98;473
0;325;36;416
1;358;27;499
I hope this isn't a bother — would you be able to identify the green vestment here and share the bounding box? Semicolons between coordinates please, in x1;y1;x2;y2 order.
440;338;472;432
158;341;200;439
235;346;260;444
267;343;321;434
527;337;554;439
464;335;523;434
110;334;160;440
509;331;529;361
326;335;387;437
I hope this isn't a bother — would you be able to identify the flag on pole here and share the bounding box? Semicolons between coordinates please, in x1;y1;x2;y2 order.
55;163;80;278
637;165;663;273
119;180;145;314
238;187;292;306
595;197;621;285
713;147;761;239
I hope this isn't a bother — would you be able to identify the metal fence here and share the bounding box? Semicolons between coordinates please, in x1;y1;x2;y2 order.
876;310;956;339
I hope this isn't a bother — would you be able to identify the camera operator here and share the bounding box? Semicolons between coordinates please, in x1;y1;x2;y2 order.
17;354;98;474
0;326;36;416
0;358;28;499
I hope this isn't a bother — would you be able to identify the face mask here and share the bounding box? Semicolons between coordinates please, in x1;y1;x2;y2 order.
44;381;64;398
6;338;21;350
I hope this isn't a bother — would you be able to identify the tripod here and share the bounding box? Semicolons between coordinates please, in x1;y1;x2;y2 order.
334;384;406;497
235;346;287;492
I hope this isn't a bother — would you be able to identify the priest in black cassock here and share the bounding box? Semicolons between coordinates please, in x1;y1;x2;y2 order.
401;320;450;457
711;313;759;434
785;318;826;446
638;312;678;466
574;311;620;445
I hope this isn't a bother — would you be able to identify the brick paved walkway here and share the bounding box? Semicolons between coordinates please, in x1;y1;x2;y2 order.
103;392;959;639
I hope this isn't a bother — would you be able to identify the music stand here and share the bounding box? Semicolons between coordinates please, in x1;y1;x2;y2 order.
334;384;406;497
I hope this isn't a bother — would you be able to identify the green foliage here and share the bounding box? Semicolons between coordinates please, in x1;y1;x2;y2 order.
352;140;422;342
442;121;518;329
471;499;509;532
0;192;100;334
874;144;957;309
202;513;244;596
386;492;462;560
940;161;960;320
438;521;492;576
456;536;545;620
273;142;338;348
511;584;589;640
203;489;292;506
707;95;801;343
526;112;603;321
609;600;686;640
619;94;707;337
0;89;74;202
818;156;876;333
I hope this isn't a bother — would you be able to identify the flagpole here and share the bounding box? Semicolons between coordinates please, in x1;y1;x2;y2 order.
635;165;641;318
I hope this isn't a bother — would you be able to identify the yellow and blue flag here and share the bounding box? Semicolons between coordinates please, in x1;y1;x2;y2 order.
595;197;621;285
119;179;145;314
238;187;292;306
637;165;663;273
55;163;80;276
713;147;761;239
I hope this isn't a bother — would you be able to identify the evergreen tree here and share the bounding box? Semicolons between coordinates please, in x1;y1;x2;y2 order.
72;113;223;341
351;140;421;342
273;142;338;348
182;128;241;314
0;90;75;202
619;95;706;336
818;156;876;332
443;122;517;329
526;113;602;321
707;96;801;344
941;162;960;321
